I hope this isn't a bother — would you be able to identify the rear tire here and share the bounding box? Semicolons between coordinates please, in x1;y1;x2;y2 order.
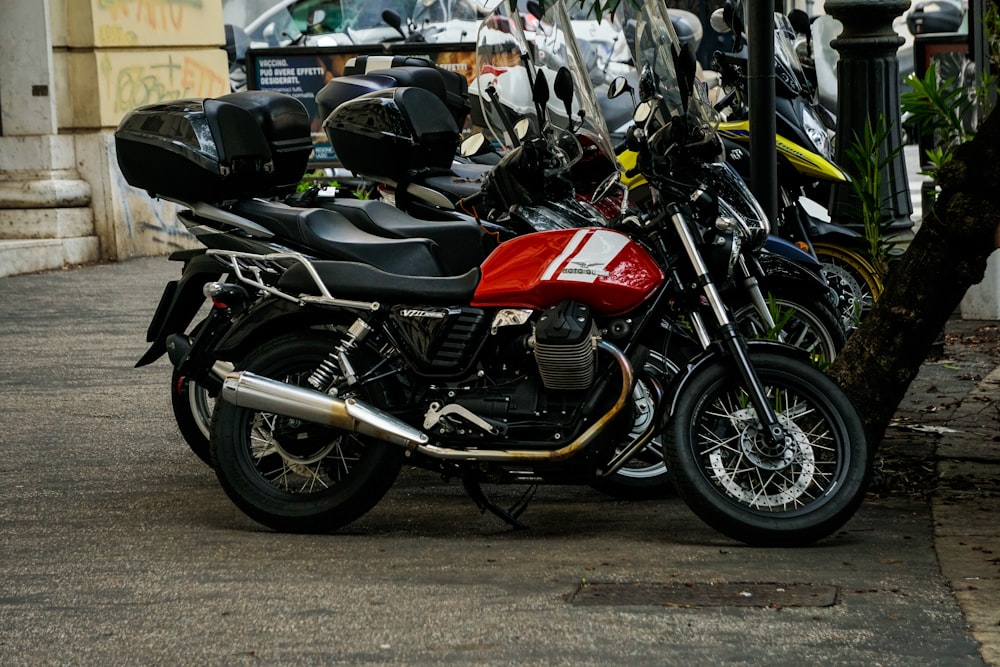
813;242;884;331
210;332;405;532
171;370;214;466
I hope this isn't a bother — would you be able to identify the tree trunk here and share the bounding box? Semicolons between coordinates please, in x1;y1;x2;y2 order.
827;104;1000;447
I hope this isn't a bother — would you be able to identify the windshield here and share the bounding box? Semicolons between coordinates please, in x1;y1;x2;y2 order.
470;3;535;149
773;13;805;96
470;0;617;169
530;0;618;171
618;0;719;148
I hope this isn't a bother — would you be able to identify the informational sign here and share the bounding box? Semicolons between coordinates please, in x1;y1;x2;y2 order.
247;43;476;166
248;46;380;163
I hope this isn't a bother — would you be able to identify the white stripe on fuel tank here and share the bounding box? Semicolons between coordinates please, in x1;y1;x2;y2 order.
540;229;591;281
556;229;629;283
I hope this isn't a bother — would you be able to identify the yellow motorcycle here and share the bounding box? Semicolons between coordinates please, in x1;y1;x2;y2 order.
705;5;888;330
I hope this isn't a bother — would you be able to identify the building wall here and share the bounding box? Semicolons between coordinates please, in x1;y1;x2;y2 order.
0;0;229;277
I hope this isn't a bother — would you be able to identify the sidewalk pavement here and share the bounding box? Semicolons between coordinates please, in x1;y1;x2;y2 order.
883;315;1000;665
888;144;1000;664
0;251;998;664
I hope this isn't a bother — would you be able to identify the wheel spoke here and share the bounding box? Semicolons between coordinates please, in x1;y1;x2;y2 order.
243;405;376;495
690;373;852;512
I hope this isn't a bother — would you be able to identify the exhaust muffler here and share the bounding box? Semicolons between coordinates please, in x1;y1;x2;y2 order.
216;367;429;448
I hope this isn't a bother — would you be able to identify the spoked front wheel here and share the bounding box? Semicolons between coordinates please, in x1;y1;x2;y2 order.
666;350;871;547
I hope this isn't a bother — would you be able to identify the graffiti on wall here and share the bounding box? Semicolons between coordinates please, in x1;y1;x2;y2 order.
109;139;198;256
101;52;227;113
93;0;220;48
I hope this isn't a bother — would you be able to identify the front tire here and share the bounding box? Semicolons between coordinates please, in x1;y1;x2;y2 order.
666;351;871;547
210;332;405;533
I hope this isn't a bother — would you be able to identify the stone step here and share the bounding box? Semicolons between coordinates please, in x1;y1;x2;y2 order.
0;237;100;278
0;207;94;240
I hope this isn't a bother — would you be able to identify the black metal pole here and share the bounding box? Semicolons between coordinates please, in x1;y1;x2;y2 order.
825;0;913;231
747;0;778;227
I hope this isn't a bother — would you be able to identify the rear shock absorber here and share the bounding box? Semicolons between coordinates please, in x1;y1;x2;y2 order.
307;318;374;392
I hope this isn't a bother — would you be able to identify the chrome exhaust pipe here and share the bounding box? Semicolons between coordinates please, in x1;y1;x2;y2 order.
217;369;429;448
210;338;632;462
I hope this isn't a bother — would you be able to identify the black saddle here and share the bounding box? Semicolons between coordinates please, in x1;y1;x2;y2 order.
277;260;480;304
228;199;447;276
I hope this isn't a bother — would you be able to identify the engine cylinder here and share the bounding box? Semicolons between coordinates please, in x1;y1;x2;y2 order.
533;301;596;391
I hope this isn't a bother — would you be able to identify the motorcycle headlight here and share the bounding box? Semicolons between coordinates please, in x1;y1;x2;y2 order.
698;163;770;251
801;105;833;159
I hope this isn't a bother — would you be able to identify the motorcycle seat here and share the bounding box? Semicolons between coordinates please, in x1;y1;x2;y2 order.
228;199;447;276
420;173;486;203
315;198;486;275
277;260;480;304
422;161;492;200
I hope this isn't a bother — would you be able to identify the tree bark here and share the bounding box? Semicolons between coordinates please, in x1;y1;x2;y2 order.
827;103;1000;447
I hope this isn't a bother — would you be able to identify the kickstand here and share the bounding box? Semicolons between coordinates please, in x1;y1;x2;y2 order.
461;475;536;530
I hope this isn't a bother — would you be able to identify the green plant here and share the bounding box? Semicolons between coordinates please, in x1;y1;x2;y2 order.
759;295;830;369
901;62;979;169
296;169;340;193
900;40;997;210
985;0;1000;79
762;293;796;342
842;116;903;275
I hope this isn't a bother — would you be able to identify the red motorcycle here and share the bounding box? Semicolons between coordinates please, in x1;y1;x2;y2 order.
119;2;871;546
185;0;870;546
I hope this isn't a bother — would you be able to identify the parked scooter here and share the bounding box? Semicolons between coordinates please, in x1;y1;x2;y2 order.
182;0;870;546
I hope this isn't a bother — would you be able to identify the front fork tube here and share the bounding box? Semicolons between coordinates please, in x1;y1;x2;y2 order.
737;255;778;333
668;206;787;450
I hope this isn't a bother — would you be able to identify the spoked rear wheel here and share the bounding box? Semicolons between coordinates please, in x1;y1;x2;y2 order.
171;370;214;466
812;243;884;331
210;332;404;533
169;317;215;466
666;350;871;547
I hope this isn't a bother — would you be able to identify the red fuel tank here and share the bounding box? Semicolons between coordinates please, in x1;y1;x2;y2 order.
472;228;664;316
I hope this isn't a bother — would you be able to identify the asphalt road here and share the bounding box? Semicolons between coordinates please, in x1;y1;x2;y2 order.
0;257;985;665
